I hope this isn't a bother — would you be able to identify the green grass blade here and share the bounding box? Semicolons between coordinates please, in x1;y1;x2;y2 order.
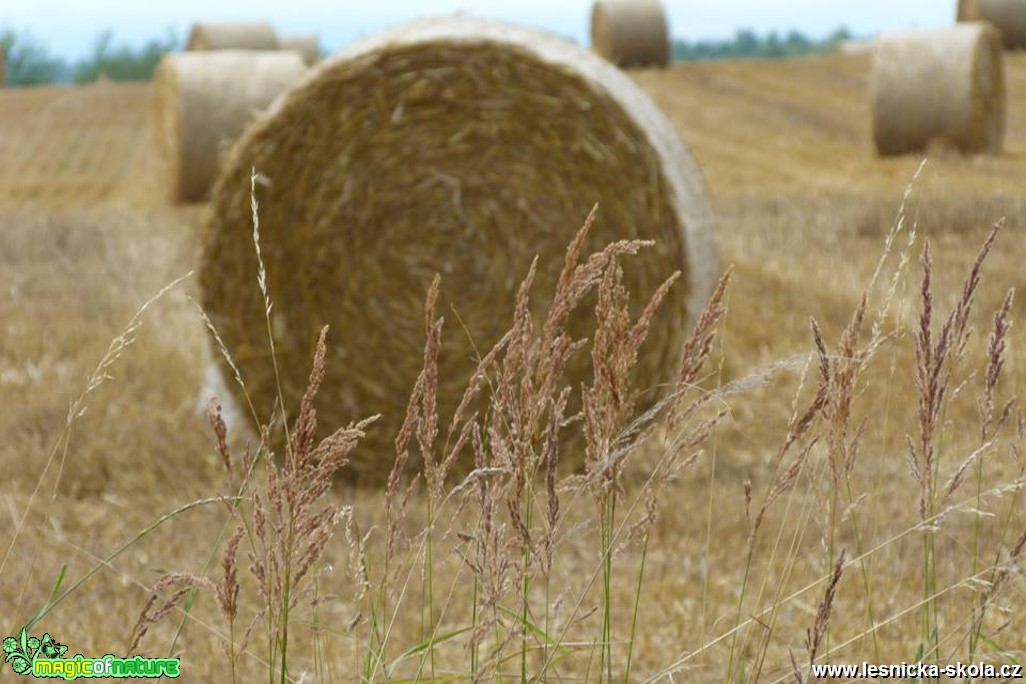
977;633;1021;666
25;565;67;631
387;626;471;672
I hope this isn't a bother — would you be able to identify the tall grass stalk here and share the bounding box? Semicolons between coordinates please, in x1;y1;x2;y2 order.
907;222;1002;665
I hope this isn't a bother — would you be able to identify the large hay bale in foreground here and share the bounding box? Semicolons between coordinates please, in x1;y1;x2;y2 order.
590;0;670;68
155;51;307;203
978;0;1026;48
280;34;321;65
871;23;1005;156
186;22;279;51
201;16;717;483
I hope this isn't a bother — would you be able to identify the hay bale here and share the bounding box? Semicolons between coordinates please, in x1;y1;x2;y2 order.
0;47;5;87
186;22;279;51
154;50;307;203
590;0;671;68
957;0;983;21
837;38;875;55
280;34;321;66
979;0;1026;48
871;23;1005;156
201;16;717;483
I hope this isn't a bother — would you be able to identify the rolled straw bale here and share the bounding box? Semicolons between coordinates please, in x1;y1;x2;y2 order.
280;34;321;65
837;39;875;55
590;0;671;68
201;16;717;483
957;0;983;21
186;22;279;51
871;23;1005;156
154;50;307;202
979;0;1026;48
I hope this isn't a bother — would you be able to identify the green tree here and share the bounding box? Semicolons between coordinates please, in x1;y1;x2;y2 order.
671;26;854;62
734;29;760;57
72;28;178;83
0;27;68;85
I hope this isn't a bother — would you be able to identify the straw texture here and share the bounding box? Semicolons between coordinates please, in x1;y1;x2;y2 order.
979;0;1026;48
958;0;983;21
590;0;670;68
280;34;321;66
871;23;1005;156
837;39;874;55
201;16;717;482
186;22;279;51
154;51;307;202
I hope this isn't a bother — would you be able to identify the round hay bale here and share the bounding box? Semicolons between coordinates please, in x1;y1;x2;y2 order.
280;34;321;66
590;0;670;68
154;50;307;203
201;16;717;483
837;38;875;55
186;22;279;51
871;23;1005;156
979;0;1026;48
957;0;983;21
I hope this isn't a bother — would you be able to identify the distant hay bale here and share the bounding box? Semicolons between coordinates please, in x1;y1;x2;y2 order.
155;50;307;202
0;47;5;87
979;0;1026;48
186;22;279;51
957;0;983;21
957;0;1026;48
201;16;717;483
590;0;671;68
280;34;321;65
871;23;1005;156
837;38;875;55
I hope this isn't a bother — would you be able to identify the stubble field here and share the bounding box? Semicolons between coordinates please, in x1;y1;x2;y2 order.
2;52;1026;681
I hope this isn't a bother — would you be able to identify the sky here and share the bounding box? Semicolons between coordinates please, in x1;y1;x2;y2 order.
1;1;956;61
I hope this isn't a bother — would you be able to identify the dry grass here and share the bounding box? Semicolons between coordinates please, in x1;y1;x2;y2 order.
1;51;1026;682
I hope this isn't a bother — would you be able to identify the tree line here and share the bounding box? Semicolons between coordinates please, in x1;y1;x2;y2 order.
672;27;853;61
0;25;855;87
1;28;178;86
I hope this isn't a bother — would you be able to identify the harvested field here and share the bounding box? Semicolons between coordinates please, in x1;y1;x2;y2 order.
2;51;1026;681
0;81;163;209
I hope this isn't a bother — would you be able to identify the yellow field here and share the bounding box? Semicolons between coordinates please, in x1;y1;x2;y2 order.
2;52;1026;681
